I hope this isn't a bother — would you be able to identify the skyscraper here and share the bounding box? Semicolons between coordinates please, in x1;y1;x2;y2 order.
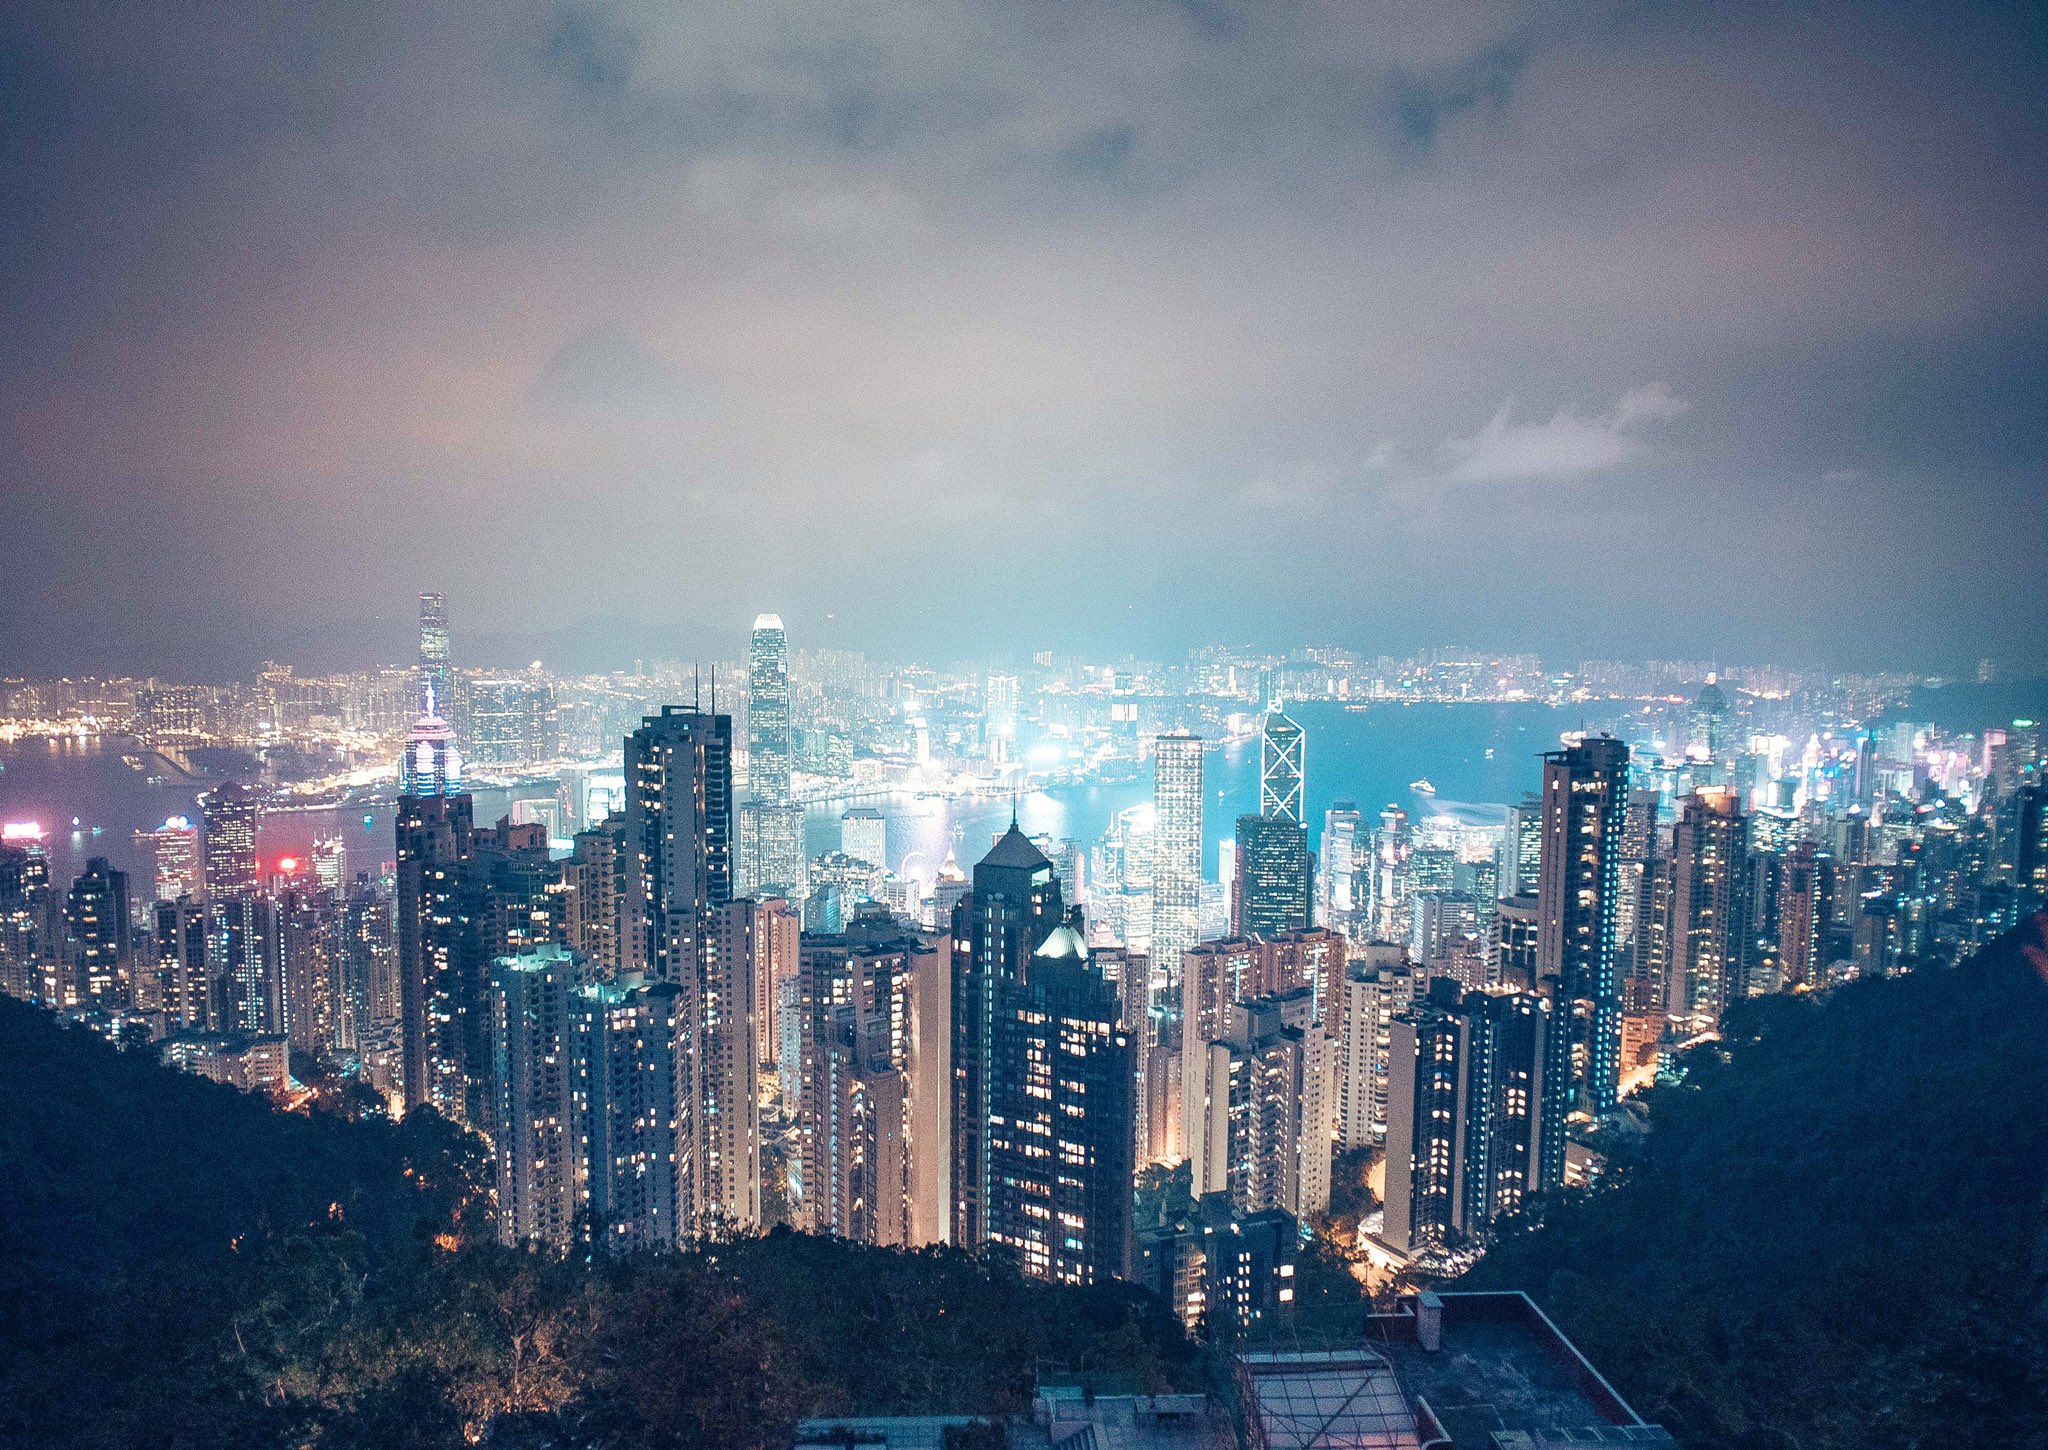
949;822;1066;1251
136;815;200;903
1259;708;1305;825
1233;815;1313;940
200;783;259;899
748;613;793;802
399;702;461;797
65;856;130;1004
1151;731;1204;1000
395;789;475;1118
418;590;451;717
491;946;583;1250
624;706;734;982
1535;734;1629;1136
1666;788;1750;1022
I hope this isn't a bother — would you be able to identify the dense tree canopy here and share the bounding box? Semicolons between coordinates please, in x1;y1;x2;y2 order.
1464;914;2048;1450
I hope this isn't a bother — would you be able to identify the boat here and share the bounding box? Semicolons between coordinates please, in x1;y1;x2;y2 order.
1410;777;1436;795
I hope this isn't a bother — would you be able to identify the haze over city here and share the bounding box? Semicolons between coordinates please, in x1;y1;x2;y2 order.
5;1;2045;676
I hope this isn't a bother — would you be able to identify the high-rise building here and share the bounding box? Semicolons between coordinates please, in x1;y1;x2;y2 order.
1334;947;1418;1148
624;706;734;981
200;783;259;899
1776;840;1828;990
136;815;200;903
65;857;130;1005
751;896;800;1071
949;823;1069;1252
983;921;1134;1285
2016;784;2048;911
0;842;55;1003
210;894;284;1036
1186;987;1331;1221
491;947;583;1250
1666;788;1750;1022
840;807;887;869
1535;735;1629;1136
749;614;793;802
1319;801;1363;932
563;814;627;983
1372;805;1412;941
1383;979;1554;1257
793;919;951;1247
399;704;461;798
396;789;475;1118
1233;814;1312;940
579;976;689;1253
984;673;1019;763
1259;708;1305;825
1151;731;1204;1000
154;897;211;1029
418;590;452;718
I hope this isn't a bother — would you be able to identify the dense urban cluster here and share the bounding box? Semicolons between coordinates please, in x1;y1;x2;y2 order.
2;596;2044;1341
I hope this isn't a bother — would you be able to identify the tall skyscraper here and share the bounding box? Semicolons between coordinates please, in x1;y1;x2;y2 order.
400;702;461;797
1259;708;1305;824
983;921;1134;1285
1233;815;1313;940
949;822;1067;1251
491;946;582;1250
1151;731;1204;1000
210;894;284;1036
396;788;475;1118
749;614;793;802
1318;800;1362;932
1666;788;1750;1022
1535;734;1629;1137
418;590;452;717
1186;987;1331;1221
200;783;259;899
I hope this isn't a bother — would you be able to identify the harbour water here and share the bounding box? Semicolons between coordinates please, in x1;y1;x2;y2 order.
1;700;1591;888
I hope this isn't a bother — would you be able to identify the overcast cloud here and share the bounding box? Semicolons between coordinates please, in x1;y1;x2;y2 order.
1;0;2043;674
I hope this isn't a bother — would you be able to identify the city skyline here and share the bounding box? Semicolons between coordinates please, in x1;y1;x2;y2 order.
4;3;2046;678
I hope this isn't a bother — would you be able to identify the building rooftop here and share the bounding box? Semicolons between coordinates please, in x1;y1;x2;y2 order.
978;823;1050;872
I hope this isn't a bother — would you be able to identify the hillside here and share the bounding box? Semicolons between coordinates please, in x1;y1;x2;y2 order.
1464;913;2048;1449
0;998;1192;1449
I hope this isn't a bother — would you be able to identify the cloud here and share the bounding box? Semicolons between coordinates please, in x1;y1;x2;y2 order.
1437;383;1689;485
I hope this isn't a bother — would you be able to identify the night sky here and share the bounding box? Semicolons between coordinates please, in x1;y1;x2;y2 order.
2;2;2043;676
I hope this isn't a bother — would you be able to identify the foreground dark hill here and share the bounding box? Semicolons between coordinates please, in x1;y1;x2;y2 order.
0;998;1191;1449
1465;914;2048;1450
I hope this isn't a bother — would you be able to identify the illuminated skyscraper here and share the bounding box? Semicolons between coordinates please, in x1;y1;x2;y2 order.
1666;788;1750;1022
396;789;474;1118
1535;735;1629;1140
491;946;583;1250
749;614;793;802
984;673;1019;763
418;590;451;717
1233;815;1312;941
65;857;130;1004
399;705;461;797
200;783;259;899
1259;708;1305;824
1152;731;1203;1001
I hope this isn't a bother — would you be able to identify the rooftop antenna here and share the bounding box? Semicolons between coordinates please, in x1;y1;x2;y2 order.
1010;787;1021;832
694;663;702;710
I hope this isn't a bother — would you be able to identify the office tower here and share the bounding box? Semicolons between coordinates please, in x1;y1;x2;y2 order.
1535;735;1629;1134
1506;794;1543;899
65;857;130;1005
1150;730;1204;1004
983;921;1134;1285
579;977;689;1253
840;807;887;868
399;703;461;797
793;920;951;1247
491;947;583;1250
1259;708;1305;824
210;894;284;1036
749;613;793;802
136;815;200;903
278;884;342;1054
1334;948;1417;1148
396;789;475;1118
1372;806;1412;941
1689;676;1731;769
200;783;259;899
1666;788;1750;1022
418;590;452;717
1492;893;1540;992
1319;801;1363;932
563;814;627;983
984;673;1019;763
751;896;800;1071
950;823;1067;1251
624;706;734;980
1233;815;1312;940
1187;987;1331;1220
154;897;210;1029
1383;980;1554;1256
